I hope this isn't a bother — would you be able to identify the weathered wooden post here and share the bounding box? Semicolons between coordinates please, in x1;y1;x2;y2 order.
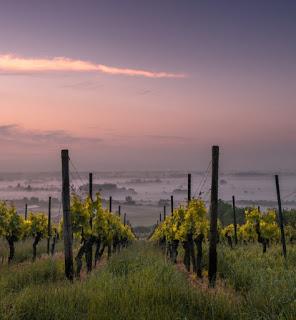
87;172;93;270
25;203;28;220
164;205;166;220
109;196;112;213
89;172;93;228
61;149;74;281
124;213;127;226
47;196;51;255
188;173;191;205
118;205;121;216
89;173;93;201
208;145;219;288
107;195;113;260
171;195;174;214
232;195;238;245
159;213;162;222
275;175;287;258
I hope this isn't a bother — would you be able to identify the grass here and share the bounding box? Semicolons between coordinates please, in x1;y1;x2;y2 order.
217;244;296;320
0;242;238;320
0;239;64;265
0;241;295;319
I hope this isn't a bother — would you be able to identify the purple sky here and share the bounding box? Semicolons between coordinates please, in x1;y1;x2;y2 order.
0;0;296;172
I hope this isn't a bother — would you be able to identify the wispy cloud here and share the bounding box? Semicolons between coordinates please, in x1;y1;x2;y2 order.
101;132;192;143
0;124;101;146
0;54;186;79
61;80;104;90
137;89;152;95
143;134;192;142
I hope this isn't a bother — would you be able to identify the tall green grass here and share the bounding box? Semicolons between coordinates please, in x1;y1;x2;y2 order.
0;241;295;319
0;242;238;320
217;244;296;320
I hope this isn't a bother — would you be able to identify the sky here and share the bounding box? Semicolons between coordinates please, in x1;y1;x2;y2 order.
0;0;296;172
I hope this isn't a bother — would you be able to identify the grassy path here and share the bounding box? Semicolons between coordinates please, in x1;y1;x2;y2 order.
0;241;238;320
0;241;295;319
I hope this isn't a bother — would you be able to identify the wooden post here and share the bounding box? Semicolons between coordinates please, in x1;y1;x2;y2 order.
61;149;74;281
159;213;162;222
164;205;166;220
88;172;93;268
208;145;219;288
275;175;287;258
232;195;238;245
89;173;93;201
188;173;191;205
47;196;51;255
118;205;121;216
171;195;174;214
109;196;112;213
124;213;126;226
25;203;28;220
89;172;93;228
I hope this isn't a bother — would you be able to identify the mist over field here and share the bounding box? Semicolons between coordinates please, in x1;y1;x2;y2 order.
1;170;296;226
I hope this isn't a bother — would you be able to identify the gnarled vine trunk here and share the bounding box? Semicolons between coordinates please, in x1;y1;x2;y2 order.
107;243;112;259
6;236;15;264
94;239;102;266
159;236;166;254
182;234;196;273
194;234;204;278
51;234;57;255
33;233;42;261
188;234;197;273
75;241;87;277
75;236;96;277
171;240;179;264
182;241;190;271
226;233;233;248
166;241;172;260
256;222;268;254
85;236;95;273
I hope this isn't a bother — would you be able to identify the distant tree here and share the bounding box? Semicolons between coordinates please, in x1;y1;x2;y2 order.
218;199;245;226
125;196;135;205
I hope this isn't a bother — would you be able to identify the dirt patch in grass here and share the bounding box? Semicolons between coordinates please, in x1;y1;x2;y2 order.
176;261;242;304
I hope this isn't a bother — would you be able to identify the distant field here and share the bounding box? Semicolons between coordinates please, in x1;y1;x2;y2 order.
119;204;163;226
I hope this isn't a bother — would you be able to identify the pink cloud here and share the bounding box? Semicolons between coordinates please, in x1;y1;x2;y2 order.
0;54;186;79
